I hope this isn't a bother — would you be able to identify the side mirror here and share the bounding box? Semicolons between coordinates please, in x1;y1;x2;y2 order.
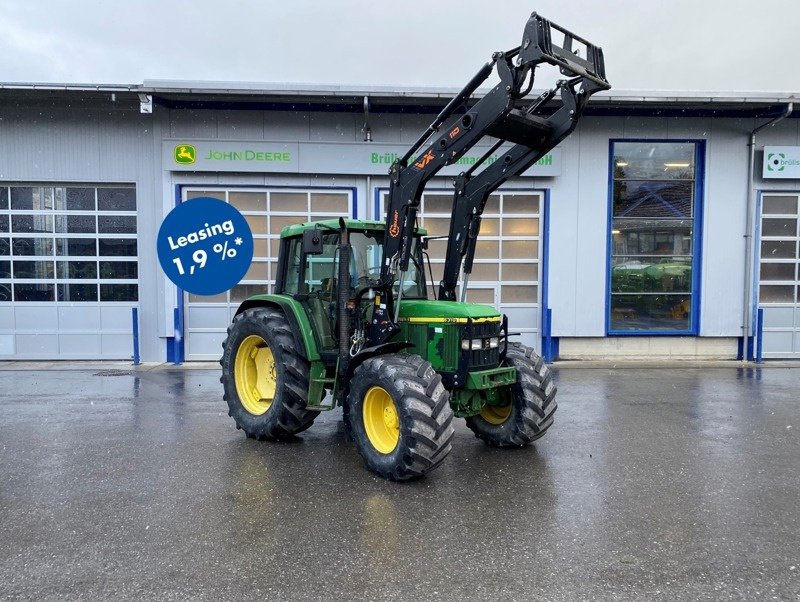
302;228;323;255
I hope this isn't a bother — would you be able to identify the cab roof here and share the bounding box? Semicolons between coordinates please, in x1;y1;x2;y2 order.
279;218;428;238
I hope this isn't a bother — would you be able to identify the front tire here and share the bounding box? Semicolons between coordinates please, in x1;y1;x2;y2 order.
465;343;557;447
220;307;319;440
344;354;454;481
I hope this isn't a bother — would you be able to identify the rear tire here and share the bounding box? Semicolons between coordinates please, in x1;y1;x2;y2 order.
220;307;319;440
465;343;557;447
344;354;454;481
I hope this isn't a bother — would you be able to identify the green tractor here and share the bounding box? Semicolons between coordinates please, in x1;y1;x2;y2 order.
220;13;609;480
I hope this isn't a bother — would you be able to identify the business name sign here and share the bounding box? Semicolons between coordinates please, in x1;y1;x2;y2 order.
165;141;562;177
164;141;299;172
763;146;800;179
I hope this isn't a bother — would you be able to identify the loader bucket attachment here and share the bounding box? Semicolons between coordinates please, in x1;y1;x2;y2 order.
519;12;610;90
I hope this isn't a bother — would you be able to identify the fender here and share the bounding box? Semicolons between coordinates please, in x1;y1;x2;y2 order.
235;296;316;361
345;341;413;383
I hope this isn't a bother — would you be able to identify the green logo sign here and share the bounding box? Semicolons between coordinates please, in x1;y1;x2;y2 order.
174;145;196;164
767;152;786;172
369;151;554;167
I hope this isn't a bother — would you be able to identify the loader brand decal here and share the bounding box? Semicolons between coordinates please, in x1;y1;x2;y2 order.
414;150;435;169
174;145;196;164
764;146;800;179
388;210;401;237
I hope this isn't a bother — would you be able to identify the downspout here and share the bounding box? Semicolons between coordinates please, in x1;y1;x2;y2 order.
742;102;793;358
362;95;372;142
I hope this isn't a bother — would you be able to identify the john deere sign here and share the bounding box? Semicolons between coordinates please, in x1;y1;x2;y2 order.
763;146;800;179
166;142;296;172
164;140;562;176
174;145;196;164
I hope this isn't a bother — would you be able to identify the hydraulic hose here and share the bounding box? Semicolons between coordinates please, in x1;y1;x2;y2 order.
338;219;351;373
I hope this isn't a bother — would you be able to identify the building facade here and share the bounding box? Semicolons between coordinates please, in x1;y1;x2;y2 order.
1;82;798;361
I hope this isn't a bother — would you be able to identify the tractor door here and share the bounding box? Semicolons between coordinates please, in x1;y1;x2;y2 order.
283;233;340;352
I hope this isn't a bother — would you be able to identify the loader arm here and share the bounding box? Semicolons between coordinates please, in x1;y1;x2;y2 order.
438;75;607;301
371;12;610;344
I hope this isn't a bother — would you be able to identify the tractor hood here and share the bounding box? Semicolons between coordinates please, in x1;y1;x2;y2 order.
397;300;501;323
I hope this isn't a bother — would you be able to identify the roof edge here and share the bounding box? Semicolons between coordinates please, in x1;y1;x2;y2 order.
1;79;798;105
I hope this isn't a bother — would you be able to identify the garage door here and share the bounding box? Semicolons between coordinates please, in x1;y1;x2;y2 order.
379;189;543;350
0;184;139;359
758;193;800;358
183;187;354;360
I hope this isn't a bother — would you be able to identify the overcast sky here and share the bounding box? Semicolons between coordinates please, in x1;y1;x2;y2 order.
0;0;798;93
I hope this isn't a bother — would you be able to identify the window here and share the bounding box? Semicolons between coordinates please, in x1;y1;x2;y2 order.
759;194;799;305
608;142;702;333
282;231;426;299
379;190;541;305
0;184;138;303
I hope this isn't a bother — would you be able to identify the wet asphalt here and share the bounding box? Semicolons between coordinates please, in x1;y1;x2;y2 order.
0;364;799;601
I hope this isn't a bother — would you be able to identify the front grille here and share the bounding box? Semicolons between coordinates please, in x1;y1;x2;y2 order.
465;320;501;369
470;346;499;369
471;321;500;338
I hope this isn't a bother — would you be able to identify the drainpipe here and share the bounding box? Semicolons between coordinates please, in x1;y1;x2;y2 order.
742;102;793;358
362;95;372;142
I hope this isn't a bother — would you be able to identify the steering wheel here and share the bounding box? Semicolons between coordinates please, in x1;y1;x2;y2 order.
357;266;381;287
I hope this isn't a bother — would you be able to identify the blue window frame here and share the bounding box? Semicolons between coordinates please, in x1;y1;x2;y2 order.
606;140;704;335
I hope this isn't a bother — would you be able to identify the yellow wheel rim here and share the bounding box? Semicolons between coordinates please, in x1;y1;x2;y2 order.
234;335;277;416
363;386;400;454
481;402;512;425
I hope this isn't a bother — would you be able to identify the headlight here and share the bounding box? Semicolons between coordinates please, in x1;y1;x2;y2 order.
462;338;499;351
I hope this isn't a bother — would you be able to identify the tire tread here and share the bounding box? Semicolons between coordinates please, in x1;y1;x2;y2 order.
465;342;557;447
344;353;454;481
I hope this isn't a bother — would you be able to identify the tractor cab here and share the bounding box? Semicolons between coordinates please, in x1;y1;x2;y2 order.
275;219;429;355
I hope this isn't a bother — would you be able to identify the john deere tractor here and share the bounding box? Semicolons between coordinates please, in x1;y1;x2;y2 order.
220;12;609;480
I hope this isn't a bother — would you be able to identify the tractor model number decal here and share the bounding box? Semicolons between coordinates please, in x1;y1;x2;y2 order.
388;210;401;237
414;149;435;169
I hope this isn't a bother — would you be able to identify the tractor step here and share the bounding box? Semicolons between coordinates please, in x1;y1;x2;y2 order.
305;400;336;411
307;376;337;410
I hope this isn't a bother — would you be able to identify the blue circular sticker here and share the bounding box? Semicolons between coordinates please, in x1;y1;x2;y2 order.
157;197;254;296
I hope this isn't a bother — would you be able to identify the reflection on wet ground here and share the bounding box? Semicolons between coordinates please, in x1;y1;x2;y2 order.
0;366;798;600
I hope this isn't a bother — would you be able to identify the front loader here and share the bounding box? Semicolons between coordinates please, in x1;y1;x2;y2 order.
220;12;610;480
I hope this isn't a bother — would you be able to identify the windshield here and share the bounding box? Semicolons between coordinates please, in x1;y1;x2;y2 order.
281;229;427;299
350;231;427;299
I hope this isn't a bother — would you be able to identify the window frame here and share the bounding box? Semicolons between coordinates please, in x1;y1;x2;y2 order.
605;139;705;336
0;183;139;304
